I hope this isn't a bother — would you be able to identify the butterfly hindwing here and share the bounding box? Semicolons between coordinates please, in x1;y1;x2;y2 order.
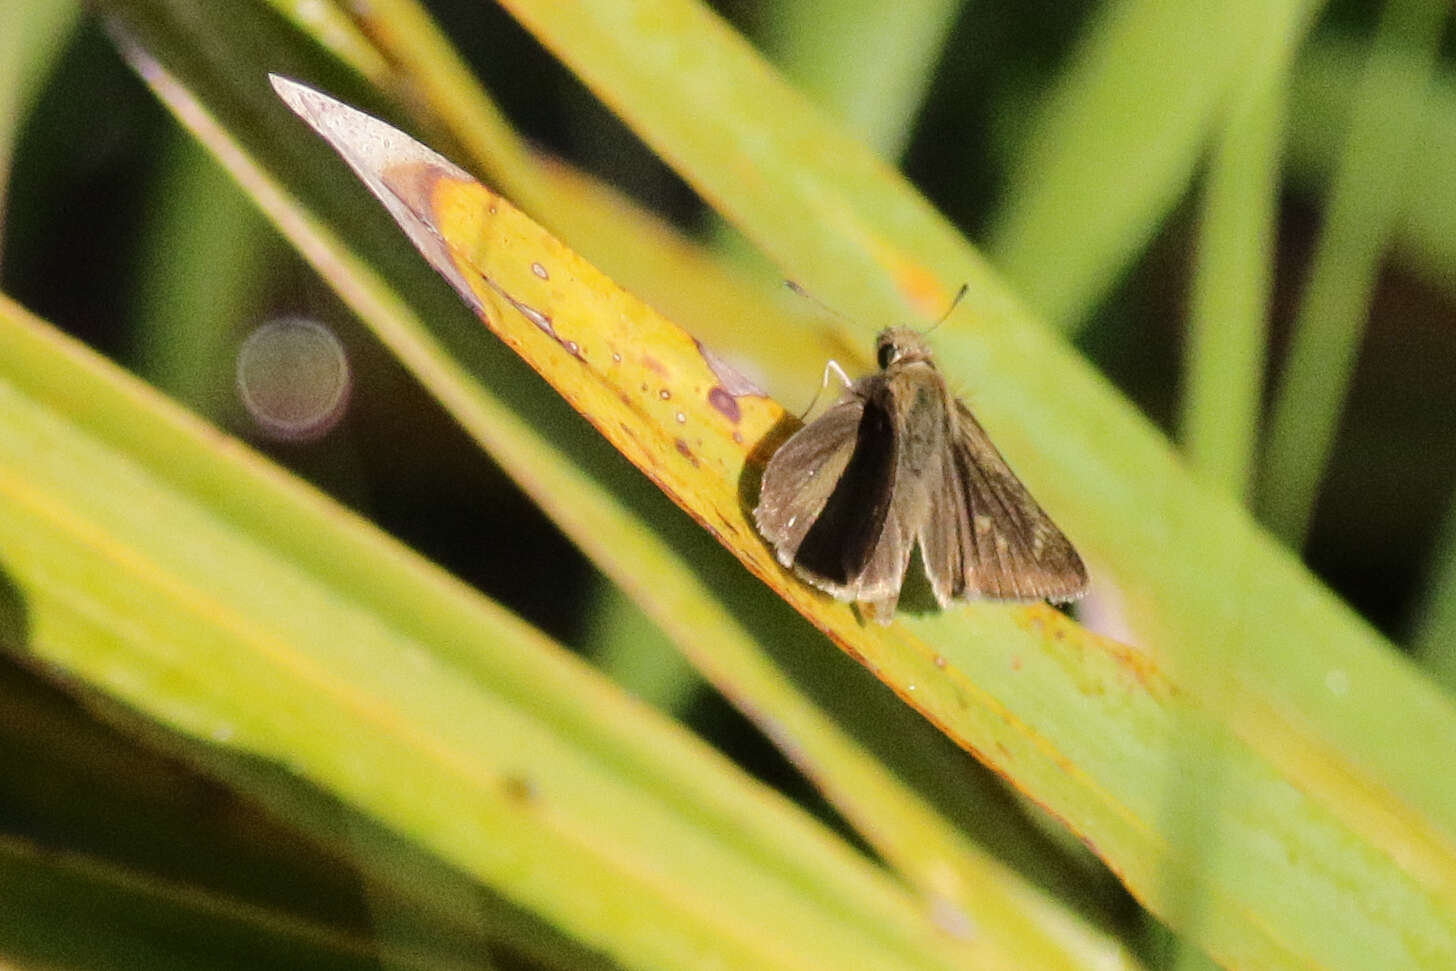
754;393;867;577
789;383;900;588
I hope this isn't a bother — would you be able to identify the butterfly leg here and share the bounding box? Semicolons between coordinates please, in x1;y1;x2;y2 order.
798;359;855;420
825;359;853;390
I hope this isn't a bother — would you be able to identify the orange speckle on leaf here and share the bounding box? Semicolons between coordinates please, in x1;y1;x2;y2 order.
893;261;949;318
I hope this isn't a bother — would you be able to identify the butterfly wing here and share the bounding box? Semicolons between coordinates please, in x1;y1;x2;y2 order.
920;401;1088;604
755;393;870;574
842;487;918;621
839;371;945;621
755;382;905;601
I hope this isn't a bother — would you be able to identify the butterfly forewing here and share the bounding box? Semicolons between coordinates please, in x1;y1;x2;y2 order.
919;401;1088;603
918;445;973;604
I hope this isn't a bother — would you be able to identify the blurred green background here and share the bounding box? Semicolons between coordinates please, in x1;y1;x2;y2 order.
4;0;1456;967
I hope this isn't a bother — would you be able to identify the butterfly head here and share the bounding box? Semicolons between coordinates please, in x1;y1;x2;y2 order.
875;327;933;369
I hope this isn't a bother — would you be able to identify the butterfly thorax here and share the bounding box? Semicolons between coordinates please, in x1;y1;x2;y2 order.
872;329;950;476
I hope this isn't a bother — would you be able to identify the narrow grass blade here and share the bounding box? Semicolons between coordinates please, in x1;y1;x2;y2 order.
759;0;965;160
988;0;1316;331
582;582;703;714
260;0;391;83
1259;0;1449;546
1178;33;1287;501
0;0;83;247
1413;490;1456;689
1166;33;1291;971
1289;35;1456;297
129;133;275;414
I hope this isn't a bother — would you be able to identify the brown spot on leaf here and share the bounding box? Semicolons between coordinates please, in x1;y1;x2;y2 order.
502;775;537;804
617;421;645;451
675;439;698;465
708;386;741;422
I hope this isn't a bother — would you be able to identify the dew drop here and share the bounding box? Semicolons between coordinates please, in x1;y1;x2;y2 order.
516;303;555;337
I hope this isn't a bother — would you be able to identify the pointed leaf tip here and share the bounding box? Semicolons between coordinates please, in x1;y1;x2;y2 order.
269;75;473;184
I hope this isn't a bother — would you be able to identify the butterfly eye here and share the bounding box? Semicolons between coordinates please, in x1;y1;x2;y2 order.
877;342;897;368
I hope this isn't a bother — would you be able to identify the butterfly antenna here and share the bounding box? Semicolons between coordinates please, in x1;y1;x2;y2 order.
785;280;856;327
923;283;970;336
